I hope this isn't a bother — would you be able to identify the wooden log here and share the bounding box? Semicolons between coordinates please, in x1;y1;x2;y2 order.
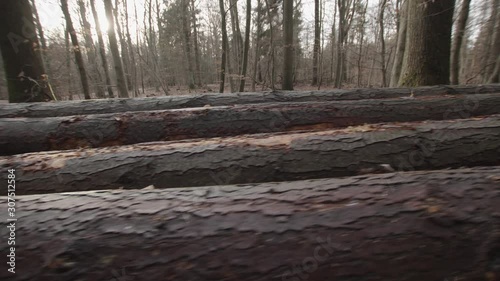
1;93;500;156
0;84;498;118
1;167;499;281
2;115;500;195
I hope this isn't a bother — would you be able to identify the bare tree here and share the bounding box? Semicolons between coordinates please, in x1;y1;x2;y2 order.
31;0;60;99
251;0;263;91
103;0;129;98
78;0;105;98
335;0;357;88
181;0;195;89
113;0;133;91
90;0;114;98
219;0;228;93
378;0;388;87
311;0;320;85
450;0;472;85
283;0;294;90
61;0;91;99
239;0;252;92
390;0;408;87
191;0;203;87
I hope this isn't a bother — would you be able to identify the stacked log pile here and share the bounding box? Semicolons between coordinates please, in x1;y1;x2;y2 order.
0;85;499;281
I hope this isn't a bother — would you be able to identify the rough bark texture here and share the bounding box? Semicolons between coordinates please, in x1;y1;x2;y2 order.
219;0;228;93
399;0;455;86
1;84;498;118
2;93;500;156
2;115;500;195
1;167;499;281
311;0;320;86
0;0;50;102
282;0;294;90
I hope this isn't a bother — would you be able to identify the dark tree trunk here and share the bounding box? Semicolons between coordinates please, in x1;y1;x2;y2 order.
399;0;455;86
191;0;203;87
90;0;114;98
450;0;472;85
311;0;320;86
0;0;50;102
239;0;252;92
1;166;499;281
487;0;500;83
219;0;228;93
1;93;500;155
61;0;91;100
282;0;294;90
1;85;498;118
181;0;195;89
2;115;500;195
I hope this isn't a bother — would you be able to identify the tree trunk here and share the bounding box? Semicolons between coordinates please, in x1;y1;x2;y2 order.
389;0;408;87
1;84;499;118
450;0;472;85
356;1;368;87
181;0;195;89
229;0;244;75
311;0;320;86
398;0;455;86
123;0;139;96
78;0;105;98
90;0;114;98
1;166;499;281
0;0;50;102
61;0;91;100
191;0;203;87
487;0;500;83
103;0;129;98
113;0;133;91
378;0;388;87
31;0;57;100
3;114;500;194
2;93;500;155
251;0;263;92
219;0;228;93
282;0;294;90
239;0;252;92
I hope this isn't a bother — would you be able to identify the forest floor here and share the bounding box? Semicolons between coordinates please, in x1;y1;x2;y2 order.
0;83;370;102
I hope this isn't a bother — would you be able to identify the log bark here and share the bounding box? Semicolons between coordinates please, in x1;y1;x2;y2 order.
1;167;499;281
2;115;500;195
0;84;498;118
2;93;500;156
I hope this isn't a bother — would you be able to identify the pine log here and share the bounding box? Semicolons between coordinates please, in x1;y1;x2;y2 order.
1;167;499;281
1;93;500;156
0;84;498;118
2;115;500;196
